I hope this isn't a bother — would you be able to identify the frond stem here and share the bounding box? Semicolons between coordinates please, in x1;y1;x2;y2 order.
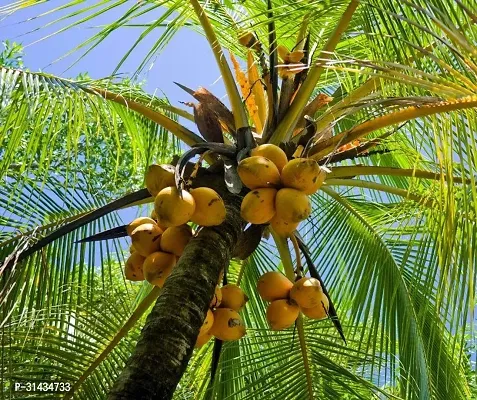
311;95;477;160
327;166;471;184
188;0;249;129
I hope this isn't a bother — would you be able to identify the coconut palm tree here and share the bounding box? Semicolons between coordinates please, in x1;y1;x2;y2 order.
1;0;477;399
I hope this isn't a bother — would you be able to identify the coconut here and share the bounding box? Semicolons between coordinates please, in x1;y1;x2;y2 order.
237;156;281;189
130;223;162;257
281;158;326;195
266;299;300;330
290;277;323;309
257;271;293;302
124;252;146;281
142;251;177;287
127;217;158;236
241;188;277;224
190;187;226;226
220;284;248;311
275;188;311;223
154;186;196;227
209;308;246;341
250;144;288;172
160;225;193;256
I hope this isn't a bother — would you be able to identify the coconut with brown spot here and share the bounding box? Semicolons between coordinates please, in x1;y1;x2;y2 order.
281;158;326;195
266;299;300;330
290;277;323;309
124;252;146;281
130;223;163;257
209;308;246;341
190;187;226;226
241;188;277;224
237;156;281;189
127;217;158;236
154;186;196;227
142;251;177;287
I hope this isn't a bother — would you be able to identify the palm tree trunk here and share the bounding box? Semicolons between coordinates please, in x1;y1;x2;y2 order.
108;172;243;400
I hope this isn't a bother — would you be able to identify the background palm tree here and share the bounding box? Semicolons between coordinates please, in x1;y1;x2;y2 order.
1;0;477;399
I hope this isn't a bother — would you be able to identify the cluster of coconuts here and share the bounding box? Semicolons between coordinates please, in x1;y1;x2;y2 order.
238;144;326;237
257;271;329;330
196;282;248;348
125;218;193;286
124;164;227;285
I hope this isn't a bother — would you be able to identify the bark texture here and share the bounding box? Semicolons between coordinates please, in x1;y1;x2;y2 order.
108;169;243;400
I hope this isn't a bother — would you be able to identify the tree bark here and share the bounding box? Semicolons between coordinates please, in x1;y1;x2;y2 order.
108;170;243;400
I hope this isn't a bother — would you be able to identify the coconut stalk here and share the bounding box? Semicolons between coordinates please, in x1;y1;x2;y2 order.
271;231;314;400
108;173;244;400
327;165;470;183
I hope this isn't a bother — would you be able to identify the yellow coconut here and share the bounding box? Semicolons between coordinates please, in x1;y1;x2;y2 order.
127;217;158;236
290;277;323;309
281;158;326;195
257;271;293;302
210;286;222;308
130;223;163;257
142;251;177;287
160;225;193;256
218;269;224;285
190;187;226;226
301;293;329;320
195;332;213;348
154;186;196;227
251;144;288;172
275;188;311;223
241;188;277;224
210;308;246;341
220;284;248;311
269;215;299;237
124;252;146;281
145;164;176;196
199;309;215;337
266;299;300;330
237;156;281;189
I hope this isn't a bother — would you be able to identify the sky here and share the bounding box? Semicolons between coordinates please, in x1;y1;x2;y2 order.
0;1;225;104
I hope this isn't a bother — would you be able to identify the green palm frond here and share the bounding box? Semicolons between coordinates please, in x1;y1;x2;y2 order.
0;67;188;187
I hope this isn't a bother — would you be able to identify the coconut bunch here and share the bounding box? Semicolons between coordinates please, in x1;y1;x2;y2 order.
257;271;329;330
124;163;227;285
238;143;327;237
125;218;192;287
196;282;249;348
147;164;226;228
